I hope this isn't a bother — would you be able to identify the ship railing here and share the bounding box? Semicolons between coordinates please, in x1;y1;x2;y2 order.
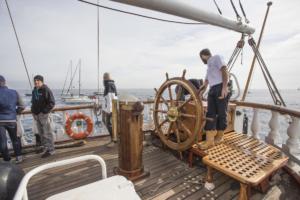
234;101;300;168
141;100;300;167
15;104;105;148
142;99;171;132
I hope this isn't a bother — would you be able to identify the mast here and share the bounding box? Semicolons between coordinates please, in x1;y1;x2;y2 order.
110;0;255;34
61;61;71;96
70;60;73;95
97;0;100;95
79;59;81;96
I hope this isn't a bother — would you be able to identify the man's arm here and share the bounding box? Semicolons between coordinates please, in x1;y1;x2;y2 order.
198;76;208;99
44;88;55;113
219;66;229;99
16;92;25;114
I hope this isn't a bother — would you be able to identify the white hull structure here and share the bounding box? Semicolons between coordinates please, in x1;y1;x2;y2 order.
63;96;95;104
110;0;255;34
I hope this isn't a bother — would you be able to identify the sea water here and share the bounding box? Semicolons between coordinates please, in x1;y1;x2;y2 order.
16;89;300;145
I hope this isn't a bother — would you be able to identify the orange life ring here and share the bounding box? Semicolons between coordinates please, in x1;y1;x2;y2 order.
65;112;94;140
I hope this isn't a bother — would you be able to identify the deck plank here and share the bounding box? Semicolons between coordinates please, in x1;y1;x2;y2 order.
17;137;298;200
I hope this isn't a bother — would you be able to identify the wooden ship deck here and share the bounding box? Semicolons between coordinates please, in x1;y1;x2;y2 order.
18;136;300;200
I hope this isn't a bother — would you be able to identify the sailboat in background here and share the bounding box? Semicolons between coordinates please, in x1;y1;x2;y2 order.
61;59;95;104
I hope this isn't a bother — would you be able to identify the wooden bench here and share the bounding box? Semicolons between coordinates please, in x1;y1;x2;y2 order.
190;132;288;200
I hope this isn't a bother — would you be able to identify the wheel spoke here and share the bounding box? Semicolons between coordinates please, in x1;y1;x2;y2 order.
176;86;182;100
175;86;183;106
178;120;192;137
165;121;174;137
167;85;174;106
180;113;196;119
154;109;168;114
177;97;193;110
158;119;168;129
174;122;181;144
160;96;170;109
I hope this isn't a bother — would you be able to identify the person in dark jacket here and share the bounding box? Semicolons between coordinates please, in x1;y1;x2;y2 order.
102;73;117;145
0;75;25;163
31;75;55;158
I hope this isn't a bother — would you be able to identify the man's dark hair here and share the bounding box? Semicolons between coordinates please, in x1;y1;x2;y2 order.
34;75;44;82
200;48;211;56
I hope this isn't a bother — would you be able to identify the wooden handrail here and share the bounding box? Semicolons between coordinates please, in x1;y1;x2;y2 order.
143;100;155;105
21;104;98;115
143;99;300;118
233;101;300;118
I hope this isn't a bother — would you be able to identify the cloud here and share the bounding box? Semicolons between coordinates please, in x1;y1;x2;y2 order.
0;0;300;90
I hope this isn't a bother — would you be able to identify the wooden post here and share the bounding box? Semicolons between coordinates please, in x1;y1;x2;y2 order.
204;166;215;190
239;183;250;200
111;99;118;142
115;95;150;181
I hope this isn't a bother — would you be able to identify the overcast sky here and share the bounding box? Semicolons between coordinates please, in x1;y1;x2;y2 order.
1;0;300;90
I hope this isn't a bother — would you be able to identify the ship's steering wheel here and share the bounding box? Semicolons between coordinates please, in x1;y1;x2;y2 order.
153;70;205;151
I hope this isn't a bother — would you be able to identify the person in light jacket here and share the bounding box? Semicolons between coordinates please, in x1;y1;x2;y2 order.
102;73;117;144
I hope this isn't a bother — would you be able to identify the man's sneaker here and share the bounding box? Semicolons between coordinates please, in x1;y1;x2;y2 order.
15;156;23;164
41;150;55;158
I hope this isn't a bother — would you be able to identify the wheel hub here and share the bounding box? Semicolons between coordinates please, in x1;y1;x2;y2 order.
167;107;179;122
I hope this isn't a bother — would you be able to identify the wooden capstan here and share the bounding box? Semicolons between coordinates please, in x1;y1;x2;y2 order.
115;94;150;181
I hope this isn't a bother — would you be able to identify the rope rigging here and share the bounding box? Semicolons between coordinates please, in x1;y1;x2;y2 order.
227;34;285;106
212;0;222;15
228;35;245;72
239;0;249;23
4;0;32;89
77;0;206;25
230;0;241;21
248;38;286;106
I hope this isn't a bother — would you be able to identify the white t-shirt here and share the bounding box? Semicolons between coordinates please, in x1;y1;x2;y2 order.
205;55;226;87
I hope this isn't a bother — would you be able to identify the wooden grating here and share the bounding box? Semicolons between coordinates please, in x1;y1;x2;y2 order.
17;135;298;200
203;132;288;186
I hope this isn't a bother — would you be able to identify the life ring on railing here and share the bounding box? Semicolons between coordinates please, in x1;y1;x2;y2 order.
65;112;94;140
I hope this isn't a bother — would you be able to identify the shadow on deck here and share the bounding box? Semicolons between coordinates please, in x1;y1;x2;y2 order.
18;137;299;200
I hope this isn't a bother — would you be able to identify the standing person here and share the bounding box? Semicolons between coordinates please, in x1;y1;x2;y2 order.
199;49;229;149
0;75;25;163
102;73;117;145
31;75;55;158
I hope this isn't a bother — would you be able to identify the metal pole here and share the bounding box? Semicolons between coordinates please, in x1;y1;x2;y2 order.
79;59;81;96
110;0;255;34
241;2;273;101
97;0;100;95
70;60;73;95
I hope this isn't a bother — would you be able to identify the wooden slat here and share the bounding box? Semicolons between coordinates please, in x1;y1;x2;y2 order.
17;135;295;200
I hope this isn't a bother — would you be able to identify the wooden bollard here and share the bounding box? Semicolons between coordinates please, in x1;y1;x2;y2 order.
114;95;150;181
111;99;118;142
